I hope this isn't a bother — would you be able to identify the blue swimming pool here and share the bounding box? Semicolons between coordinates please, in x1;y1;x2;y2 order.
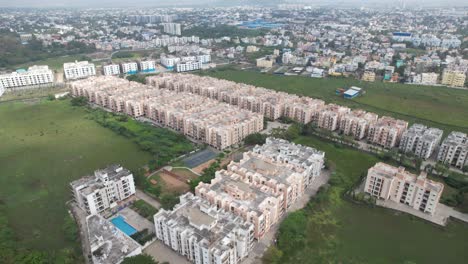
111;215;137;236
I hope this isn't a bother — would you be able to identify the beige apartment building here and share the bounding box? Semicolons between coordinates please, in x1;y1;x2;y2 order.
70;76;263;149
365;162;443;215
154;193;254;264
441;70;466;87
195;138;324;239
317;104;351;131
283;97;325;124
339;110;379;139
367;116;408;148
362;71;376;82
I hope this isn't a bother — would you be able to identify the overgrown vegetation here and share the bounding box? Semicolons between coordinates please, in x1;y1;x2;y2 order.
131;200;158;220
130;229;155;245
183;25;268;38
121;254;161;264
244;133;267;145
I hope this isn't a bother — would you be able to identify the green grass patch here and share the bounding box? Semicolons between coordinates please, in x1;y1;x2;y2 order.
13;54;90;70
200;69;468;134
0;99;152;252
131;200;158;220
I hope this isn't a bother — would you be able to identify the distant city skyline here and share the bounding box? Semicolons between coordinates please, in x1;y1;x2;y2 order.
0;0;467;8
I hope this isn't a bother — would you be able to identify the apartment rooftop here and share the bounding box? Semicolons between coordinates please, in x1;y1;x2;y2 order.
64;60;94;69
86;214;141;264
70;164;131;196
442;131;467;147
404;124;443;142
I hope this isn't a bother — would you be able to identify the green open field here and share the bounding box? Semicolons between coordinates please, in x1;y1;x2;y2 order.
0;100;152;252
201;69;468;134
274;135;468;263
12;54;89;70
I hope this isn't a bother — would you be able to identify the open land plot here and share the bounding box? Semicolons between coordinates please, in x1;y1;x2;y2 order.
12;54;89;70
272;135;468;264
151;168;196;195
0;99;152;252
200;69;468;134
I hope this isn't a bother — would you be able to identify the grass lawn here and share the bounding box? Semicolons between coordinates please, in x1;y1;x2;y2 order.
201;69;468;134
12;54;89;70
283;136;468;263
0;99;152;252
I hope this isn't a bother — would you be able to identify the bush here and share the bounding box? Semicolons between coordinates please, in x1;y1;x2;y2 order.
160;193;180;210
70;96;88;106
132;200;158;220
244;133;267;145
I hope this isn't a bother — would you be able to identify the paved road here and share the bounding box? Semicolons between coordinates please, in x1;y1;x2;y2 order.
136;189;161;209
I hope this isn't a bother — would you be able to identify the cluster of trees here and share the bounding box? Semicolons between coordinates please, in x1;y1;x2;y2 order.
122;254;167;264
130;229;155;246
131;200;158;220
182;25;268;39
1;205;83;264
87;108;194;169
0;30;95;68
188;153;227;191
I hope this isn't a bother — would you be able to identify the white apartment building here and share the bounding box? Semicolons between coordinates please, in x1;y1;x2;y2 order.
176;61;203;72
64;61;96;80
196;54;211;64
420;72;439;85
103;64;121;76
163;23;182;35
365;162;443;215
70;164;136;215
139;60;156;73
121;62;139;74
160;55;181;70
437;131;468;169
154;193;254;264
399;124;443;160
0;65;54;89
0;82;4;97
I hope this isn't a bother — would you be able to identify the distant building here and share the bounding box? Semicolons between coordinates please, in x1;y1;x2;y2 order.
392;32;412;42
71;165;136;215
364;162;443;215
154;193;254;264
246;45;259;53
87;214;142;264
0;65;54;89
368;116;408;148
399;124;443;159
120;62;138;74
420;72;439;85
160;55;180;70
64;61;96;80
437;131;468;169
176;61;202;72
103;64;121;76
256;57;274;68
441;70;466;87
162;23;182;35
139;60;156;73
361;71;376;82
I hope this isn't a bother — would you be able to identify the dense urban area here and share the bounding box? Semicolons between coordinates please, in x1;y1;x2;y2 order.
0;2;468;264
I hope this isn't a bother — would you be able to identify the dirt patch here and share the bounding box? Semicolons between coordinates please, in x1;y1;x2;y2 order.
159;171;190;194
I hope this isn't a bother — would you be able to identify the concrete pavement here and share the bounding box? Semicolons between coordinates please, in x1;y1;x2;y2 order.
136;189;161;209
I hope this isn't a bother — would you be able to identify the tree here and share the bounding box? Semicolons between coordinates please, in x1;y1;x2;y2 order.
62;215;78;242
262;246;283;264
160;193;180;210
121;254;158;264
70;96;88;106
244;133;267;145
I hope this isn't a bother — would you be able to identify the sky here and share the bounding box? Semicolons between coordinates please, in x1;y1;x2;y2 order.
0;0;465;8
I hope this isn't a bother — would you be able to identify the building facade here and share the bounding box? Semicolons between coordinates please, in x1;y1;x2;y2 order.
139;60;156;73
64;61;96;80
176;61;203;72
364;162;443;215
163;23;182;35
339;110;378;139
0;65;54;88
121;62;139;74
367;116;408;148
441;70;466;87
154;193;254;264
399;124;443;159
103;64;121;76
437;131;468;169
70;164;136;215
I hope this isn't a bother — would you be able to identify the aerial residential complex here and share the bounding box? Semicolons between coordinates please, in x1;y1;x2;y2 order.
364;162;444;215
154;193;254;264
441;70;466;87
339;110;379;140
70;76;263;149
196;137;325;239
155;138;324;263
0;65;54;89
437;131;468;169
70;164;136;215
103;64;121;76
121;62;139;74
162;23;182;35
63;60;96;80
317;104;350;131
399;124;443;159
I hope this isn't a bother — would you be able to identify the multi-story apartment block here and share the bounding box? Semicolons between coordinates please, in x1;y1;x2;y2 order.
339;110;378;139
0;82;4;97
399;124;443;159
0;65;54;89
196;137;324;239
317;104;351;131
362;71;376;82
364;162;443;215
283;97;325;124
176;61;202;72
103;64;121;76
120;62;138;74
160;55;181;70
64;61;96;80
162;23;182;35
368;116;408;148
139;60;156;73
437;131;468;169
70;76;263;149
154;193;254;264
70;164;136;215
441;70;466;87
196;54;211;64
420;72;439;85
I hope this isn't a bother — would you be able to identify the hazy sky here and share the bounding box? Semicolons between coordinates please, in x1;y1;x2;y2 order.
0;0;465;8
